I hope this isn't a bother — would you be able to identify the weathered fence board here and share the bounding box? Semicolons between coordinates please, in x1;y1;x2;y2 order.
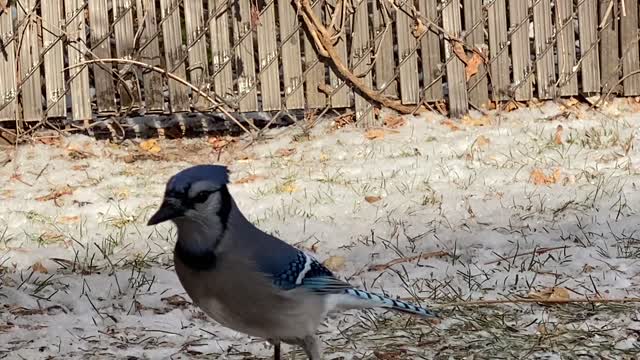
256;0;281;111
351;0;373;125
304;0;326;109
88;0;117;114
0;10;17;121
555;0;578;96
372;0;397;97
42;0;67;117
620;0;640;95
599;0;619;95
136;0;164;112
17;0;43;121
114;0;139;109
419;0;442;101
396;0;419;104
184;0;211;110
160;0;190;112
508;0;532;101
277;0;304;109
463;0;489;106
326;0;351;107
209;0;234;103
532;0;556;99
442;0;467;116
487;0;509;101
65;0;92;122
233;0;259;111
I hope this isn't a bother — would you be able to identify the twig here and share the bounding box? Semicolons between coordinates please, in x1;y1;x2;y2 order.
433;297;640;307
366;251;450;273
484;246;569;265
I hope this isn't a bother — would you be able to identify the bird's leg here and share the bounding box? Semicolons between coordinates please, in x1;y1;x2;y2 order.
271;340;281;360
301;336;321;360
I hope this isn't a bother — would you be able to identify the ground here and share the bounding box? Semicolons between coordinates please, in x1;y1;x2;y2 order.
1;101;640;359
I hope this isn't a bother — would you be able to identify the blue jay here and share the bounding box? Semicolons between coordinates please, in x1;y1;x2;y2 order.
147;165;436;359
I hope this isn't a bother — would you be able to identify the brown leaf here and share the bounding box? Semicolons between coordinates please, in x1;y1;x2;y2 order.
36;185;74;202
554;124;564;145
364;195;382;203
234;174;265;184
31;261;48;274
528;287;571;302
504;100;520;112
10;306;44;316
530;168;562;185
365;129;385;140
474;135;491;148
465;52;483;81
161;294;190;307
139;139;161;153
59;215;81;224
278;181;297;193
207;137;230;150
384;115;406;129
440;119;460;131
323;256;346;272
276;147;296;157
250;3;261;31
412;18;427;38
451;40;469;64
461;115;492;127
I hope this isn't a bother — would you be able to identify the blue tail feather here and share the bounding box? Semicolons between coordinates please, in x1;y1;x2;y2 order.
345;288;436;318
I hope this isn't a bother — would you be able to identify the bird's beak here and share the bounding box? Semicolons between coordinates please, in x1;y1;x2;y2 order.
147;199;183;226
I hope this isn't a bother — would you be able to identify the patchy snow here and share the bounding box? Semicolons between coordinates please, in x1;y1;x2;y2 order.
2;101;640;359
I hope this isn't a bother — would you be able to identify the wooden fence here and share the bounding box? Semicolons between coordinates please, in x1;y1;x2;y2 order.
0;0;639;138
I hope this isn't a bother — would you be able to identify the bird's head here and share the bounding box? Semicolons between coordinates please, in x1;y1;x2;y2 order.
147;165;232;229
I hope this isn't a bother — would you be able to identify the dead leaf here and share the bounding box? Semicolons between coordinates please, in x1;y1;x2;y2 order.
71;164;89;171
527;287;571;302
374;349;408;360
250;3;261;31
31;261;48;274
139;139;161;153
207;137;230;150
461;115;492;127
36;185;74;202
278;181;297;193
365;129;385;140
412;18;427;38
276;148;296;157
59;215;81;224
440;119;460;131
323;256;346;272
364;195;382;203
474;135;491;148
451;41;468;64
161;294;190;307
554;124;564;145
503;100;520;112
530;168;562;185
465;52;483;80
38;232;64;244
234;174;265;184
9;306;44;316
582;264;595;273
384;115;406;129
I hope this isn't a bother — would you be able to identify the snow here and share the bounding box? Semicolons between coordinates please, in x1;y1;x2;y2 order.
2;101;640;358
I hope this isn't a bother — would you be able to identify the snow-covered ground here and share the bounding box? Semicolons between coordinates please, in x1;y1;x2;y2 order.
1;101;640;359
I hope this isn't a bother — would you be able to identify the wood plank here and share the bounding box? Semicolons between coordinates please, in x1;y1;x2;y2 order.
233;0;259;111
42;0;67;117
136;0;165;112
255;0;280;111
326;0;351;107
303;0;326;108
577;0;600;93
442;0;467;117
209;0;234;103
371;0;396;97
113;0;139;109
17;0;43;121
65;0;92;121
620;0;640;95
396;0;419;104
508;0;532;101
487;0;509;101
555;0;578;95
599;0;619;94
184;0;211;110
419;0;442;101
277;0;304;109
351;0;373;125
160;0;190;112
0;9;17;121
463;0;489;106
89;0;117;113
532;0;556;99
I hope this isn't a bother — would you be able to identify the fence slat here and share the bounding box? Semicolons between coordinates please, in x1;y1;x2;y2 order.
113;0;139;109
184;0;211;110
396;0;418;104
532;0;556;99
17;0;42;121
65;0;92;122
620;0;640;95
487;0;509;101
88;0;117;114
303;0;326;108
508;0;532;101
0;10;17;121
160;0;190;112
136;0;164;112
209;0;233;103
577;0;600;93
42;0;67;118
372;0;396;97
419;0;442;101
555;0;578;96
233;0;259;111
277;0;304;109
463;0;489;106
256;0;281;111
599;0;619;95
351;0;373;125
326;0;351;107
442;0;467;117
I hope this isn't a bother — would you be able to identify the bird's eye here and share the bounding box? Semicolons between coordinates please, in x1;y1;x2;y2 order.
191;190;213;204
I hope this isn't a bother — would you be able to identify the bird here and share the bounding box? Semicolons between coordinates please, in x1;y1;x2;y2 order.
147;164;436;359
